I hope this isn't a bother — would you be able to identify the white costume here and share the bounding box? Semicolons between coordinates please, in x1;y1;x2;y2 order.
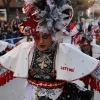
1;0;100;100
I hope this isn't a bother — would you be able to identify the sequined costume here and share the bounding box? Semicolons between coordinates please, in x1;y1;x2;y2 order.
26;42;93;100
0;0;100;100
0;40;100;100
71;18;100;99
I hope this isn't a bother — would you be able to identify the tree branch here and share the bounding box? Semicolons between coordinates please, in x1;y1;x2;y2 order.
2;0;6;6
8;0;12;4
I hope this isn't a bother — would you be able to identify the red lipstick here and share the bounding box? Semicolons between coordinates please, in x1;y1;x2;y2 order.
39;45;45;48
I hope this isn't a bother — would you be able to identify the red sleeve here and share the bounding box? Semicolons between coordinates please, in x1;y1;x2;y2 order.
80;74;100;92
0;69;14;86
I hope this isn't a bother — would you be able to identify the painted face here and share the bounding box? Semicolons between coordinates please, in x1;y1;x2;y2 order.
33;33;52;51
81;44;90;51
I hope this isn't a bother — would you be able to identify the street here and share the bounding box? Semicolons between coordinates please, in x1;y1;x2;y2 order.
0;78;100;100
0;78;26;100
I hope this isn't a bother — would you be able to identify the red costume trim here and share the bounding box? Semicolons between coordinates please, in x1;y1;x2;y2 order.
27;78;66;89
81;75;100;92
0;71;14;86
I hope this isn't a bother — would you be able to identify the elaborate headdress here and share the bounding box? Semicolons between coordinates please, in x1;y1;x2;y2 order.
20;0;73;39
73;23;93;45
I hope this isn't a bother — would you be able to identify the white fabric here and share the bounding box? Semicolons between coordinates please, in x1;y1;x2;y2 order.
63;36;72;43
91;41;100;59
0;42;34;78
0;42;99;81
19;36;34;43
69;22;91;36
72;80;85;87
19;37;28;43
24;82;33;100
0;40;8;52
56;43;99;81
24;83;63;100
7;43;15;49
70;26;79;36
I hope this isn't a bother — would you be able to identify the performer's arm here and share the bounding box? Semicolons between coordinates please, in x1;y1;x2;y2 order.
81;64;100;92
91;64;100;81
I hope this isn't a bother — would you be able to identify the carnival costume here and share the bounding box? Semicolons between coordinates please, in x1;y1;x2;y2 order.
1;0;100;100
93;19;100;100
0;40;14;86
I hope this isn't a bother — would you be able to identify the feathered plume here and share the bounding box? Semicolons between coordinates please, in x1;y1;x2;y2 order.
21;0;73;36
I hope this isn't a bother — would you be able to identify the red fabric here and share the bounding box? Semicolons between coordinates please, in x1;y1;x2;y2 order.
95;30;100;38
28;78;66;89
0;71;14;86
73;32;91;45
21;15;38;30
70;23;76;31
23;2;36;17
6;72;10;82
6;47;12;51
81;75;100;92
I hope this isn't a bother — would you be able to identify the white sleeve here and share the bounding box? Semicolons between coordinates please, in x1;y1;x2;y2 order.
91;64;100;80
7;43;15;49
0;40;8;52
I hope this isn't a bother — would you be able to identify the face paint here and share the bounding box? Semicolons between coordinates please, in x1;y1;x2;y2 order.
33;34;41;44
33;33;50;44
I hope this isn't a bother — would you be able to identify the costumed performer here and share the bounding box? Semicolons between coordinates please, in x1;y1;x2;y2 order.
0;0;100;100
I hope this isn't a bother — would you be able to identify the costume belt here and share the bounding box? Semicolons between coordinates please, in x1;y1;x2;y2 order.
27;78;66;89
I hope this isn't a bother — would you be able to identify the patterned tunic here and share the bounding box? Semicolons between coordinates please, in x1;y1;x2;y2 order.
26;42;93;100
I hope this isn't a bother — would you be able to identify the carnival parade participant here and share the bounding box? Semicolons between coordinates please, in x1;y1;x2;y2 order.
72;18;100;100
63;18;92;44
1;0;100;100
72;21;98;95
91;20;100;100
95;20;100;46
0;40;15;86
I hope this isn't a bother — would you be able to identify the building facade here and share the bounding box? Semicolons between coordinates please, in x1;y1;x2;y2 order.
0;0;25;21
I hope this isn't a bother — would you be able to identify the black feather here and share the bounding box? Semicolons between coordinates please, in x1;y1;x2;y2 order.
55;0;71;7
63;17;70;20
62;9;70;15
56;0;64;7
34;0;46;10
98;22;100;27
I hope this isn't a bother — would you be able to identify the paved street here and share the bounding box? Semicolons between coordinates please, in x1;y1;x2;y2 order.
0;78;100;100
0;78;26;100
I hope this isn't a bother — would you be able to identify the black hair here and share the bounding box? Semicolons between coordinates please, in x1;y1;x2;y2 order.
34;0;46;10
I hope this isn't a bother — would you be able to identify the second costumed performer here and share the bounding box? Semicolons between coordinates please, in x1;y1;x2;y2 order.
1;0;100;100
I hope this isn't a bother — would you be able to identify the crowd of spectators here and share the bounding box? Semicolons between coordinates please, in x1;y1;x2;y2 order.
0;19;24;44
